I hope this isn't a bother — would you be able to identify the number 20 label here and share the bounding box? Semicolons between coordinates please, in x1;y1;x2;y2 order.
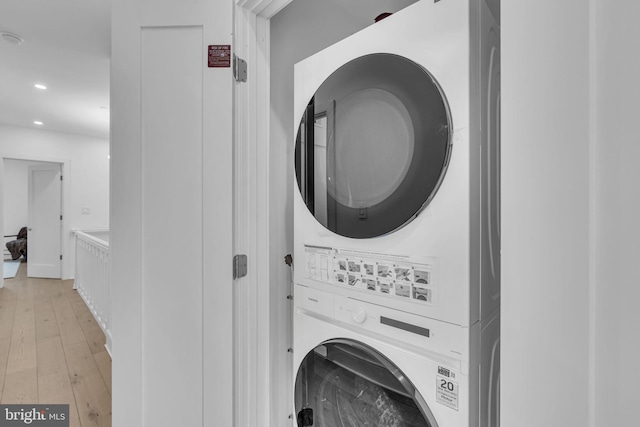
436;375;459;410
440;378;456;391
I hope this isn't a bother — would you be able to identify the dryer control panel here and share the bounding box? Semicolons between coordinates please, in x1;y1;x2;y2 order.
304;245;437;307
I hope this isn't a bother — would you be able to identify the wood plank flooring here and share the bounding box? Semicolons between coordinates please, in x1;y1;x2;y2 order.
0;261;111;427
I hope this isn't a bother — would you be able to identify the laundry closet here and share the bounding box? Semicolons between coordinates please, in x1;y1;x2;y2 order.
274;1;500;425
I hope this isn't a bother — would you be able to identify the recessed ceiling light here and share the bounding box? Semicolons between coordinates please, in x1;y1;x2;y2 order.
34;84;47;90
33;121;43;126
1;32;24;45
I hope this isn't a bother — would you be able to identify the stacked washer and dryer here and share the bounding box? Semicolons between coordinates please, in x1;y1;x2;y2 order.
292;1;500;426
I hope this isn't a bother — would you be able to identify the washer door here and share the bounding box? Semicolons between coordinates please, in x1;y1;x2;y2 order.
294;340;439;427
295;53;451;238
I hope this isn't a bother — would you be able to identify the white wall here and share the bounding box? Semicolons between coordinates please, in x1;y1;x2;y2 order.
502;1;640;426
0;124;109;279
502;1;591;424
594;0;640;424
0;160;3;278
3;159;50;235
3;159;27;236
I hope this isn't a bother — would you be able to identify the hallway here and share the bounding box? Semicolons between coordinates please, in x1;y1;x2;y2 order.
0;262;111;427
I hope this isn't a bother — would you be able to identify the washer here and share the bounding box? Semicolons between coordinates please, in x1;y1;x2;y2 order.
293;0;501;328
292;1;500;426
293;286;500;427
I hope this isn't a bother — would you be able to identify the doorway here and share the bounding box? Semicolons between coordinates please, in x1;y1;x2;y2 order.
2;158;64;280
232;0;422;425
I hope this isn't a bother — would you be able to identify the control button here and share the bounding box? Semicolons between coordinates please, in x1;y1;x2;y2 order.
351;306;367;324
307;254;316;267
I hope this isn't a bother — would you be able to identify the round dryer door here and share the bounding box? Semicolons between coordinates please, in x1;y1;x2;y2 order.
295;53;451;238
294;340;438;427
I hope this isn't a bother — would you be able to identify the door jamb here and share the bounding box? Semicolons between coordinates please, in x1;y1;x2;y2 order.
233;1;294;425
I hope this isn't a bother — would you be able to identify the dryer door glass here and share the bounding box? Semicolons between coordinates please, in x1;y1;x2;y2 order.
295;53;451;238
295;340;438;427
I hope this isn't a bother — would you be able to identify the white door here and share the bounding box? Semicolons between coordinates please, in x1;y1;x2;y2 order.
27;163;62;278
111;0;234;425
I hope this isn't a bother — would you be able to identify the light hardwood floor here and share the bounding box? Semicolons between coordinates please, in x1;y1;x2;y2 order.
0;261;111;427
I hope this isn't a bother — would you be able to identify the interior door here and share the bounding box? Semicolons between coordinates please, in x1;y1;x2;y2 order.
111;0;234;424
27;163;62;278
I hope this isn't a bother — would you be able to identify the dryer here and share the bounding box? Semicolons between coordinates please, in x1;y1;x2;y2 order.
293;0;500;329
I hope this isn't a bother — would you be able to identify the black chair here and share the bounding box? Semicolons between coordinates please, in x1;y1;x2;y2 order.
5;226;27;260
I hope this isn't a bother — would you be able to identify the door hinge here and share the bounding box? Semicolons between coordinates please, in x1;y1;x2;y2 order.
233;254;247;279
60;215;63;221
60;255;63;260
233;54;247;82
60;175;63;181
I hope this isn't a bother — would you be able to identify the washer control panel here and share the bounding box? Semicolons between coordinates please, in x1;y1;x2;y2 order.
304;245;437;306
294;283;469;365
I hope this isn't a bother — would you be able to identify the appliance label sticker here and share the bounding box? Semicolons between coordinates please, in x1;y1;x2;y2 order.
438;366;451;377
436;375;459;411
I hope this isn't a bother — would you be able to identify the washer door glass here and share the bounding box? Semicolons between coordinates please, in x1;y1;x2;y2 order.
295;340;438;427
295;53;451;238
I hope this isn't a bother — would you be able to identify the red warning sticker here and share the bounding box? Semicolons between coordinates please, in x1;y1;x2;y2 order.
208;45;231;68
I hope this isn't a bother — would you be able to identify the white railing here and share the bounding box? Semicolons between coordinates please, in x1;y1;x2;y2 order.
74;229;112;355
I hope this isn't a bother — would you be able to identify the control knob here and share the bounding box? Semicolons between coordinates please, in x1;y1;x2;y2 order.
351;306;367;324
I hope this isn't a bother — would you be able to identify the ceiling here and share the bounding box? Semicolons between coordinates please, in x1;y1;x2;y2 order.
0;0;111;140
